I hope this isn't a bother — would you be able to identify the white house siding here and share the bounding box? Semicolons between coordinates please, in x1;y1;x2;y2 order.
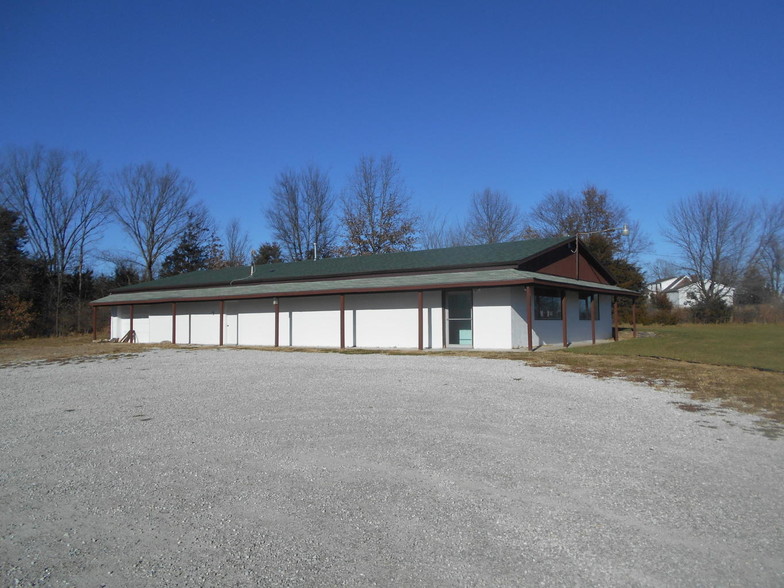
510;286;532;349
533;304;563;346
107;286;615;349
423;291;443;350
175;309;190;345
570;293;612;344
473;287;513;349
223;299;276;346
530;291;614;347
345;292;421;348
111;306;130;340
280;295;341;348
180;301;221;345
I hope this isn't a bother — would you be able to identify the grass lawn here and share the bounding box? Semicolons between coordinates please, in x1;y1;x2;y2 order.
568;324;784;372
552;323;784;428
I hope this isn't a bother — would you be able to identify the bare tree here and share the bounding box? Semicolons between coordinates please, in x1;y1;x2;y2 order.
663;191;757;303
464;188;521;244
527;185;649;263
341;155;417;255
418;208;469;250
646;258;682;283
755;199;783;295
265;165;336;261
224;218;250;266
110;162;196;281
527;189;581;236
0;145;109;334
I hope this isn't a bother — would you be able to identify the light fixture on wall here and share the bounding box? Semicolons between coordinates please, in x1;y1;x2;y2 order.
574;225;630;280
272;297;278;306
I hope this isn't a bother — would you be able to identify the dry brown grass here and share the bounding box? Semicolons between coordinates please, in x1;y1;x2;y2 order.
0;334;161;365
2;335;782;427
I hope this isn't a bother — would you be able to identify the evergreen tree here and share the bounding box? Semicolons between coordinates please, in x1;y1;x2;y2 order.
160;213;224;277
0;206;28;298
0;206;35;339
252;242;284;265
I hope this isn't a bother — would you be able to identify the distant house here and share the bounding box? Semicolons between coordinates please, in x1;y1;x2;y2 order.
646;276;734;308
91;236;640;350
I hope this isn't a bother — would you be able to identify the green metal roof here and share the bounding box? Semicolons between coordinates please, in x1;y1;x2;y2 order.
110;236;570;293
93;268;638;306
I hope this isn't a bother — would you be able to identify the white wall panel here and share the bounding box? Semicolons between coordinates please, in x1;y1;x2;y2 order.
131;307;150;343
347;292;418;348
179;301;220;345
473;287;512;349
175;307;190;344
423;290;443;349
283;296;341;347
148;304;172;343
107;285;617;350
510;286;531;348
224;299;277;346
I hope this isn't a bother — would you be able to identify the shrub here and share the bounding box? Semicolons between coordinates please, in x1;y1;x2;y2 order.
733;302;784;324
0;295;35;340
690;296;732;324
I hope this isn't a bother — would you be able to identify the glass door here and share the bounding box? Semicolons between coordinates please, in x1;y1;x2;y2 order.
446;290;473;346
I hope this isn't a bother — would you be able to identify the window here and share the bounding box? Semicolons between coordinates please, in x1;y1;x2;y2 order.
535;287;562;320
446;290;472;346
579;293;600;320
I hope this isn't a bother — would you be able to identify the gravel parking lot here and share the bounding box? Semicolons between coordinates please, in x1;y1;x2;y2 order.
1;348;782;586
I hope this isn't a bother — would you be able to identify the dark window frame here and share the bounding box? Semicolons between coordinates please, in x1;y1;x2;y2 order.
445;289;473;346
579;292;600;321
534;287;562;320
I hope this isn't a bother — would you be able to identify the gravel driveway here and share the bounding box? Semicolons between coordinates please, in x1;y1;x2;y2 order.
1;348;782;586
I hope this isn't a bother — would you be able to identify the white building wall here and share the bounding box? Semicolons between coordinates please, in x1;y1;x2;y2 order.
423;290;443;349
147;304;172;343
131;306;150;343
510;286;532;348
568;291;591;344
473;287;512;349
224;299;276;346
533;312;563;347
107;285;614;349
283;296;341;347
176;301;220;345
347;292;419;348
111;306;131;340
598;296;613;340
175;307;190;344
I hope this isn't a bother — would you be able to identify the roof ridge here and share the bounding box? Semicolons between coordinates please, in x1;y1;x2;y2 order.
110;236;571;294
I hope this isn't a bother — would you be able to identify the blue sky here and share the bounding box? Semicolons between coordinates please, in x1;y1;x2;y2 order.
2;1;782;271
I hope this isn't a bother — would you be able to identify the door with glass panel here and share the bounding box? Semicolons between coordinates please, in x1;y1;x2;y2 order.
446;290;473;347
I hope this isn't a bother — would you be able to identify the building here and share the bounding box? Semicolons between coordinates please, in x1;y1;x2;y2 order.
646;276;734;308
91;236;640;350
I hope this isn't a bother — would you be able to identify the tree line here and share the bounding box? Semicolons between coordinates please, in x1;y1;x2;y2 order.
1;144;781;338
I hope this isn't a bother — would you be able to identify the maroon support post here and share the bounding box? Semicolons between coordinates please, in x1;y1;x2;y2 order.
171;302;177;344
613;299;619;342
526;285;533;351
219;300;224;346
340;294;346;349
274;298;280;347
561;290;568;348
418;291;424;350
